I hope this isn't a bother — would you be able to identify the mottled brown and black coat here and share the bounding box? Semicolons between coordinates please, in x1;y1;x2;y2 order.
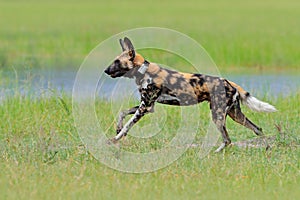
104;37;276;152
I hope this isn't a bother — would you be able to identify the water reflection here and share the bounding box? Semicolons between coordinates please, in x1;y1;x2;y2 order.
1;69;299;100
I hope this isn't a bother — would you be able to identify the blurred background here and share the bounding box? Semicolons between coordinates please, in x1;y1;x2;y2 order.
1;0;299;98
0;0;300;98
1;0;299;70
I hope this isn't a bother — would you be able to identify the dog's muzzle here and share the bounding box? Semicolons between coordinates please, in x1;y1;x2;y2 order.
104;66;127;78
104;68;110;75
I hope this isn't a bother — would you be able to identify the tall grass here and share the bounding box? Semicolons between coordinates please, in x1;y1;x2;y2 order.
0;87;299;199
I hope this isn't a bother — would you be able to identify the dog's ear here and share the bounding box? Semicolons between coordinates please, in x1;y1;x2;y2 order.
119;39;126;51
128;49;135;60
123;37;135;60
123;37;134;51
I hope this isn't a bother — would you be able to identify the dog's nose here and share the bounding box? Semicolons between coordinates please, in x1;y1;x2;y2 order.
104;68;109;74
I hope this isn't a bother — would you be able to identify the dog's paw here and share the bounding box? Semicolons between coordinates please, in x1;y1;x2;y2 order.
107;137;118;145
214;143;226;153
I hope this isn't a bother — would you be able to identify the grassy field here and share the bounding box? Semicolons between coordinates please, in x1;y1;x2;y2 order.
0;0;299;199
0;91;299;199
0;0;300;72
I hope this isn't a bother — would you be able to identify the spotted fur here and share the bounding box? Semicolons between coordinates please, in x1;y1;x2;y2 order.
104;37;277;152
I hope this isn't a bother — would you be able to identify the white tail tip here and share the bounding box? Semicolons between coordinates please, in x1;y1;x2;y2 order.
243;96;277;113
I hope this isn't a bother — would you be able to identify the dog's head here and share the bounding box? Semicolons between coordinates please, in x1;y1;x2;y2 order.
104;37;144;78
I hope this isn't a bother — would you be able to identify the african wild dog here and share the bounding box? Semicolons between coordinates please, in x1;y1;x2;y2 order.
104;37;277;152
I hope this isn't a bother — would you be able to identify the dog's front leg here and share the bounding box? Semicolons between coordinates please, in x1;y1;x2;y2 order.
116;106;139;134
113;101;151;141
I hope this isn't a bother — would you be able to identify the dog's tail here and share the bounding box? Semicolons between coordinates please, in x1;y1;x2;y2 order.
228;81;277;113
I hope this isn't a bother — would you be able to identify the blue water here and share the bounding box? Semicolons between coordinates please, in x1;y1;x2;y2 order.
225;74;300;98
1;69;299;100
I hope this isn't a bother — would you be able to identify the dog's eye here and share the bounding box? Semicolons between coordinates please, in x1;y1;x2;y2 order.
114;59;120;64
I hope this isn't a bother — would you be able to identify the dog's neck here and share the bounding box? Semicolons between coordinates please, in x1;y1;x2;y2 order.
133;60;150;81
137;60;149;75
133;53;149;75
123;59;150;80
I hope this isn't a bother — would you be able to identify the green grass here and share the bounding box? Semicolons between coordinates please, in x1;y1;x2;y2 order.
0;0;300;72
0;90;299;199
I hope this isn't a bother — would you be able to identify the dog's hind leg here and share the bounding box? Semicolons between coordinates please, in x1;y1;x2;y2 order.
227;103;271;149
116;106;139;135
209;80;232;152
227;103;263;136
212;111;231;153
210;99;231;152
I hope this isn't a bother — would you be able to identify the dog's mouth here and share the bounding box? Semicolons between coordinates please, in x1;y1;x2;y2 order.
109;71;127;78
